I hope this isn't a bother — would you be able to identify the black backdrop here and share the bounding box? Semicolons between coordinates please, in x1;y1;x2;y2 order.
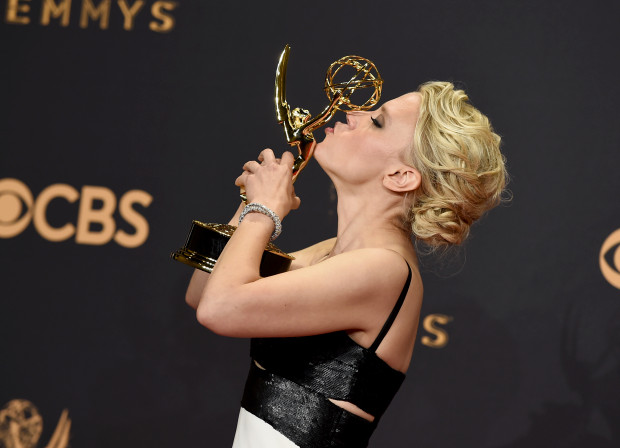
2;1;619;447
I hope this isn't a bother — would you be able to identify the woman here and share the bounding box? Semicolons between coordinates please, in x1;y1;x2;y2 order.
185;81;507;447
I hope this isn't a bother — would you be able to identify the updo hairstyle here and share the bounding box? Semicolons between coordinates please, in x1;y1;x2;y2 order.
407;81;507;247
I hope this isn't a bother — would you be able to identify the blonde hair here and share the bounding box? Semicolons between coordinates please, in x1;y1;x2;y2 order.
406;81;507;247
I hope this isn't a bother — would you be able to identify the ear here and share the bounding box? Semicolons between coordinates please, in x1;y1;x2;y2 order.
382;166;421;193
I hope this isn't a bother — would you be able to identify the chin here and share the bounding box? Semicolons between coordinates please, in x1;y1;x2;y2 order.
313;149;337;182
314;141;325;160
313;143;328;169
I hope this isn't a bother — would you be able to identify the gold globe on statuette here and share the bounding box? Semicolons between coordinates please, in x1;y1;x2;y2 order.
171;45;383;276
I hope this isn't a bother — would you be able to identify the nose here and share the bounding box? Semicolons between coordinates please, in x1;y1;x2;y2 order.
345;110;368;128
345;112;355;129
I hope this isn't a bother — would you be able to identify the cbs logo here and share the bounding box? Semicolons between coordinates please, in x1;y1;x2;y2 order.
0;178;152;248
600;228;620;289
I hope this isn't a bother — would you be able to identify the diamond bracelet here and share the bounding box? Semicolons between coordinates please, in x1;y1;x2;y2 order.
238;203;282;241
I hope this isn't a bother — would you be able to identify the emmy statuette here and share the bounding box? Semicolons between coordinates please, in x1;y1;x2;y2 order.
171;45;382;276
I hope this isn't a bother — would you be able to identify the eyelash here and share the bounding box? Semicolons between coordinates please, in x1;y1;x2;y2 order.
371;117;382;128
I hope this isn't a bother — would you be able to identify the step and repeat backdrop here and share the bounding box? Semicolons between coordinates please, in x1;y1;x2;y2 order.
1;1;619;447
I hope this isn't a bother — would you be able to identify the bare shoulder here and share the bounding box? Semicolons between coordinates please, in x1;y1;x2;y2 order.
288;237;337;270
291;247;413;298
337;248;413;288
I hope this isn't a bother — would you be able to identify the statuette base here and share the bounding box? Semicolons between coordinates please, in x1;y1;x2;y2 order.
171;221;294;277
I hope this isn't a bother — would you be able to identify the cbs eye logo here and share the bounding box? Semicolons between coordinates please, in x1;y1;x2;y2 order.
0;178;152;248
600;228;620;290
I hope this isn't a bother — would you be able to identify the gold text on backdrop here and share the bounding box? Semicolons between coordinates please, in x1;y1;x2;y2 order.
600;228;620;290
420;314;453;349
0;178;152;247
4;0;178;32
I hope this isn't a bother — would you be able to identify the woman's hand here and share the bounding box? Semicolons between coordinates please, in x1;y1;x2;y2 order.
235;148;301;219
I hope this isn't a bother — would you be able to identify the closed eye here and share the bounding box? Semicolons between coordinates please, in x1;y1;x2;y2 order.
371;117;382;128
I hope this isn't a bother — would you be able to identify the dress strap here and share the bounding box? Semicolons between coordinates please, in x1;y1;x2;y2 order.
369;261;413;352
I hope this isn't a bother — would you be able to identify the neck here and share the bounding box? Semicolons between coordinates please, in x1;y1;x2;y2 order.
330;182;412;256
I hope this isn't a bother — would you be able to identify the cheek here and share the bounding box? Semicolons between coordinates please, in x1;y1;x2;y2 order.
315;135;386;182
315;142;355;179
336;152;384;184
315;137;347;163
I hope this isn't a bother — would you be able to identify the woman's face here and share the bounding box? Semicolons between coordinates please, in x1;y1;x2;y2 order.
315;92;421;185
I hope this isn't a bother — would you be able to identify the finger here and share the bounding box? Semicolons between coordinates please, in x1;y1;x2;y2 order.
259;148;276;164
292;196;301;210
243;160;260;173
280;151;296;167
235;172;248;187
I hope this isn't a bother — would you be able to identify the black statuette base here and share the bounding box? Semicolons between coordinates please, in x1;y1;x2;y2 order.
171;221;293;277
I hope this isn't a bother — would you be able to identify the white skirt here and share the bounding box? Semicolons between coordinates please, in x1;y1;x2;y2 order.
232;407;299;448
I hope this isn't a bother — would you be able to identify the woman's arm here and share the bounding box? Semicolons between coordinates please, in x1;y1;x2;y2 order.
198;246;410;338
186;147;302;310
186;229;335;309
184;201;245;310
190;149;411;339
